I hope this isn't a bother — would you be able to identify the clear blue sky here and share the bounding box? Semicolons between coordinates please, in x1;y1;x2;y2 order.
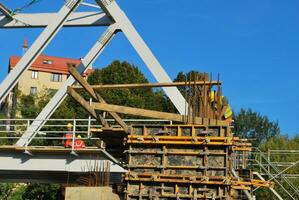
0;0;298;135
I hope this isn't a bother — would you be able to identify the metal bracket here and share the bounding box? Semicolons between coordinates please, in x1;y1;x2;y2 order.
65;0;82;9
100;0;115;7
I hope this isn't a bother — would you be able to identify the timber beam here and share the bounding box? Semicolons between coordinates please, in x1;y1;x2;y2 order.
71;81;222;90
125;173;271;189
126;135;252;147
67;85;228;126
68;66;129;132
67;87;109;127
92;102;229;126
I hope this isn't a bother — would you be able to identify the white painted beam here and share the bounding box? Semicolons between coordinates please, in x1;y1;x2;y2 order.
0;12;112;28
0;151;125;173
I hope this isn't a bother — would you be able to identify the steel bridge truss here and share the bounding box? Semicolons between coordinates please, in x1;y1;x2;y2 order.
0;0;188;147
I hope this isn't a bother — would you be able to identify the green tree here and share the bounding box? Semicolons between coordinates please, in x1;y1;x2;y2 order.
88;60;167;113
234;108;280;146
18;94;39;118
162;70;210;113
173;71;209;93
22;184;61;200
0;183;26;200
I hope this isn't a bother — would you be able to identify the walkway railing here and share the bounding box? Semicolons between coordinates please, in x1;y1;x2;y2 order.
0;118;172;147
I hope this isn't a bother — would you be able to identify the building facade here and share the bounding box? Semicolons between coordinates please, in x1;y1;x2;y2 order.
9;55;85;95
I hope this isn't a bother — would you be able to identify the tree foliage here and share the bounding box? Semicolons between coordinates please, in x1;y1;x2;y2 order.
22;184;61;200
18;94;39;118
234;108;280;146
88;60;168;113
0;183;25;200
17;91;88;120
173;71;208;99
162;70;209;113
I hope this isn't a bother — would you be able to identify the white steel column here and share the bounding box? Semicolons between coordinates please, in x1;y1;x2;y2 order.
16;24;119;146
0;0;82;104
96;0;187;115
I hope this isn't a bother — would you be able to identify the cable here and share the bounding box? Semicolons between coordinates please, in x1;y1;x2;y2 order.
11;0;43;16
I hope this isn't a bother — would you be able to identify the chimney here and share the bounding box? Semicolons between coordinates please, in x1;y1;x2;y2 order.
22;37;28;55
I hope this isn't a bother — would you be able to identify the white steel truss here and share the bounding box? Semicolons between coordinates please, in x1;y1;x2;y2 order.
0;0;82;105
0;0;187;146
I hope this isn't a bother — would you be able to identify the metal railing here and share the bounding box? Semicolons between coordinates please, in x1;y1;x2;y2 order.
0;118;172;147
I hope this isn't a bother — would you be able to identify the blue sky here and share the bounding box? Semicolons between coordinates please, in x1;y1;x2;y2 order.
0;0;298;135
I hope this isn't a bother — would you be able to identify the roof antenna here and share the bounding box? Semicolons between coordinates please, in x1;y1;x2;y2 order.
23;37;28;55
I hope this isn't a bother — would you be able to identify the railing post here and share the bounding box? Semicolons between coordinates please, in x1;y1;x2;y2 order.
71;119;76;153
27;119;30;131
259;150;262;173
87;98;92;138
268;149;271;173
24;119;31;149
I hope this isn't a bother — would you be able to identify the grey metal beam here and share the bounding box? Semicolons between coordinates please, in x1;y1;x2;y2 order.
96;0;188;115
0;0;82;105
0;151;124;173
16;24;119;146
0;12;112;28
0;170;123;184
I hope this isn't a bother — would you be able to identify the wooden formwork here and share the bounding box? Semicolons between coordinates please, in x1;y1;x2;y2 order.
124;125;253;199
67;68;272;199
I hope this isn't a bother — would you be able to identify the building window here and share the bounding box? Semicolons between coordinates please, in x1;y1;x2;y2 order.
30;87;37;95
51;73;62;82
31;71;38;79
43;59;53;65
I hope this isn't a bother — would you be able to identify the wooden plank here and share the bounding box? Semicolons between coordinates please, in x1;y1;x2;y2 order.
92;102;228;126
72;81;221;90
68;66;129;132
67;87;109;127
69;66;98;99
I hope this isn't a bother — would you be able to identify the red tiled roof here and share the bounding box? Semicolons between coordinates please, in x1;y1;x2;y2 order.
9;54;84;75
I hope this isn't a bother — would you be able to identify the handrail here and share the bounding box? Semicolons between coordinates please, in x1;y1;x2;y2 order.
0;118;173;147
